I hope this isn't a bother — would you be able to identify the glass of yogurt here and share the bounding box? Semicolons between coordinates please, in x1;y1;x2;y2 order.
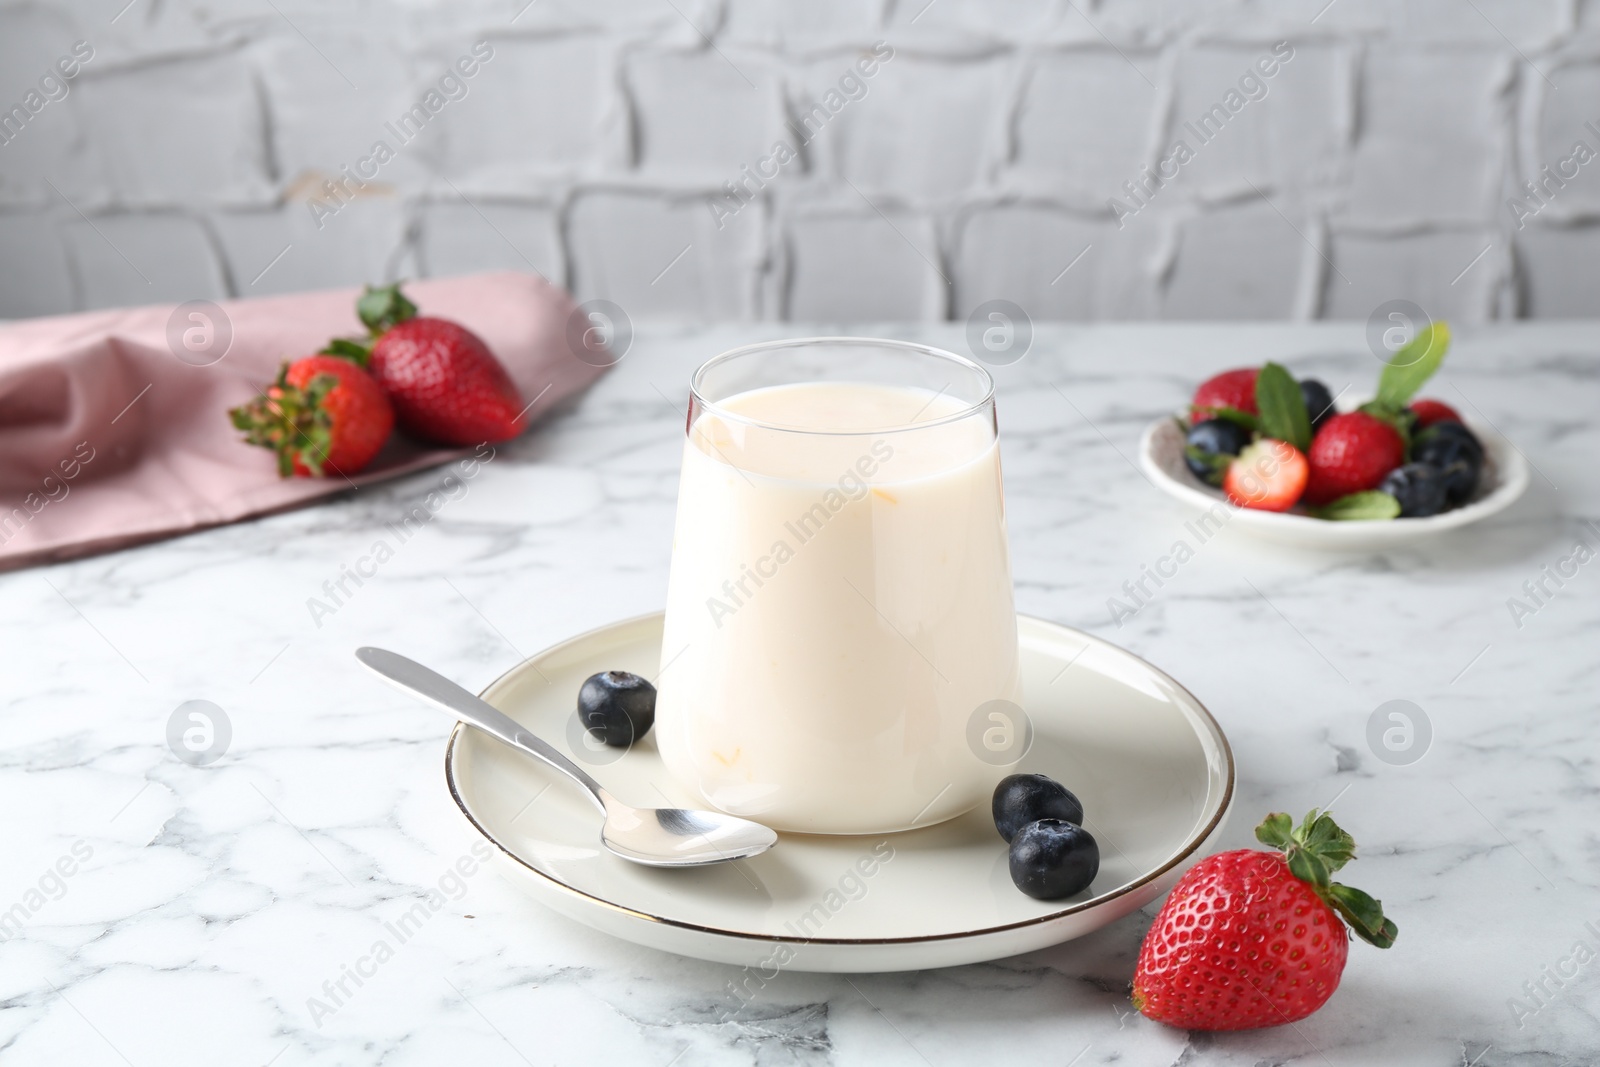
654;338;1023;835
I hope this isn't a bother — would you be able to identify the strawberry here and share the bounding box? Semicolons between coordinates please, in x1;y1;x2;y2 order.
1133;810;1397;1032
1303;412;1404;505
1222;438;1307;512
1408;398;1462;428
342;283;528;448
230;355;394;478
1192;368;1260;416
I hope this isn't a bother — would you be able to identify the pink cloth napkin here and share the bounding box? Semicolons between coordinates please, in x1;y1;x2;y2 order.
0;272;607;570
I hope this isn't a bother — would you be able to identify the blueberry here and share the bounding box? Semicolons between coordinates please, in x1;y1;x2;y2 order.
1413;420;1482;464
1379;462;1449;518
1438;461;1480;506
992;773;1084;843
577;671;656;747
1184;418;1251;485
1413;422;1483;506
1299;378;1336;430
1008;820;1100;900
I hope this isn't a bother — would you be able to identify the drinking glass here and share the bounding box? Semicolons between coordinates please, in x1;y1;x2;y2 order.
654;338;1022;834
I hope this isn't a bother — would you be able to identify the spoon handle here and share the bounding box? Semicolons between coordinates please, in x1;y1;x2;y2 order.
355;647;608;816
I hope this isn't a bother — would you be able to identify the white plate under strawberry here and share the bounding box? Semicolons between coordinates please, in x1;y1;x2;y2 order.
1139;324;1530;549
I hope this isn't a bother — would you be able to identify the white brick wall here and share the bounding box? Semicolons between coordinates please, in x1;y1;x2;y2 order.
0;0;1595;322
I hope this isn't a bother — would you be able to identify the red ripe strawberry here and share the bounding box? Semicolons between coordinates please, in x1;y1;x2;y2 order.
230;355;394;478
1223;438;1307;512
1304;412;1404;505
1408;398;1462;428
1133;810;1397;1032
351;284;528;447
1192;368;1260;415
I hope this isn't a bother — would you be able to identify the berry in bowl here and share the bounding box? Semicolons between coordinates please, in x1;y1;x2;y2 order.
1141;323;1529;548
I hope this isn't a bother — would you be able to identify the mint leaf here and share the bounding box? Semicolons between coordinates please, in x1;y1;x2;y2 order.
1375;321;1451;409
1255;362;1311;452
1312;491;1402;521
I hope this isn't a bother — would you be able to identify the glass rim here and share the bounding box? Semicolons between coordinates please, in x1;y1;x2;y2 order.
687;336;996;436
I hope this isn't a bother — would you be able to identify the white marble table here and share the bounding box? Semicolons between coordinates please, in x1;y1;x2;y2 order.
3;324;1594;1066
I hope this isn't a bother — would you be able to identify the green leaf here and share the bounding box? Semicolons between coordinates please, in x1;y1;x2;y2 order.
356;283;419;335
1375;320;1451;409
1255;362;1312;452
1254;812;1294;850
1286;847;1331;888
1190;405;1261;433
1259;809;1397;950
1297;811;1356;873
1324;883;1398;949
1312;491;1402;522
228;365;338;479
319;337;373;366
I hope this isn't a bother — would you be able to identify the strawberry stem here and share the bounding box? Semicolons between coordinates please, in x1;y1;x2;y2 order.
357;283;418;335
228;363;338;478
1254;809;1398;949
320;337;373;366
1355;400;1414;452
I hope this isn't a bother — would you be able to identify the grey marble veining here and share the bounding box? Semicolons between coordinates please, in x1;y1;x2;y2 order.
1;324;1597;1066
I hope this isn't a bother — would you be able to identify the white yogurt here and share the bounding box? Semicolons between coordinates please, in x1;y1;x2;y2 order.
655;381;1022;834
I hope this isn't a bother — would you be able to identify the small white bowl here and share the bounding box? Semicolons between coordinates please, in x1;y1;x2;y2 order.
1139;413;1530;550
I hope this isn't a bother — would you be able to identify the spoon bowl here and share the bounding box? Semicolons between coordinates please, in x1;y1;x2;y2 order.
597;804;779;867
356;647;777;867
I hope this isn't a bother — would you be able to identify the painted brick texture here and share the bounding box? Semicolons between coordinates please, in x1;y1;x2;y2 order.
0;0;1593;321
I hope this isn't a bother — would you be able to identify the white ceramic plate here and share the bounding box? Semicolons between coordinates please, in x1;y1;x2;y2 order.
446;612;1234;973
1139;412;1529;549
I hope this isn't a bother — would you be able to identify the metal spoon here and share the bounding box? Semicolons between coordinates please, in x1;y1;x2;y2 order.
355;647;777;868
